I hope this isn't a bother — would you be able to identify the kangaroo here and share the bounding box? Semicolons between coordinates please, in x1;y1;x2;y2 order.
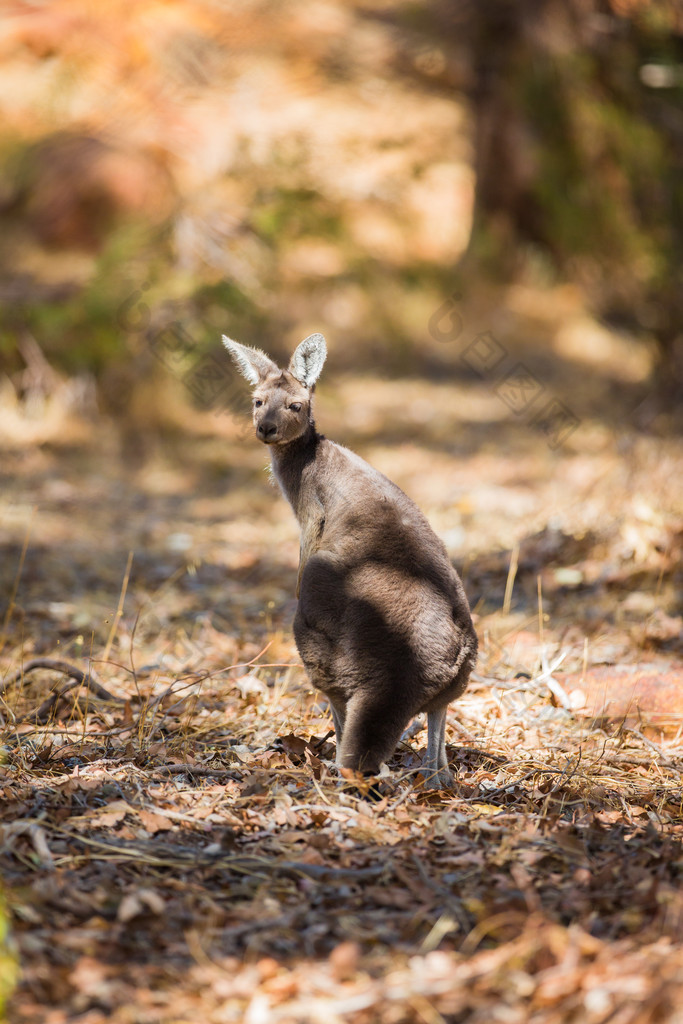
223;332;477;788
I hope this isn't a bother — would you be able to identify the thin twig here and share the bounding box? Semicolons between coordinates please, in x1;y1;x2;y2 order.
623;726;671;760
102;550;134;664
463;769;538;803
502;542;519;617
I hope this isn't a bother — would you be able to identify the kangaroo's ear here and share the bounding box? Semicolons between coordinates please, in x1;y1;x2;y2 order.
222;336;279;386
289;333;327;388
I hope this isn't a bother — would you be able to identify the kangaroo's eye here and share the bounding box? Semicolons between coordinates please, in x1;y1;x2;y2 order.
254;399;263;408
289;402;302;413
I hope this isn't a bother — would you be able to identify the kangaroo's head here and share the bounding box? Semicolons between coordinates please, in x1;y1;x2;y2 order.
223;333;327;446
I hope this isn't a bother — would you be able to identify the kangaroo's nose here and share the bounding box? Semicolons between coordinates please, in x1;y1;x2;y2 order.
257;422;278;439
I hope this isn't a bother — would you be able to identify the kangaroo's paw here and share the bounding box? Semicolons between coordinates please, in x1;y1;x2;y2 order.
420;767;455;790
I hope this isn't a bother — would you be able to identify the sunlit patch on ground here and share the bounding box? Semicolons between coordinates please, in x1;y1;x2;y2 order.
1;376;682;1022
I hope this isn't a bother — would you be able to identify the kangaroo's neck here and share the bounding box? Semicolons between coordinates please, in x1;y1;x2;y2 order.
270;422;322;522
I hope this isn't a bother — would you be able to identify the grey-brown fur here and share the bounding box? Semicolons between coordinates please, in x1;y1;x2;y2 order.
222;332;478;788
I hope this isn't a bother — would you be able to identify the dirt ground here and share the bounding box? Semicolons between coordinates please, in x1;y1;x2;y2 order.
1;357;682;1023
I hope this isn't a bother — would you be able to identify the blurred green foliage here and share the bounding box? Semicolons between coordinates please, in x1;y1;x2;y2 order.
0;0;681;412
251;187;344;245
0;890;17;1022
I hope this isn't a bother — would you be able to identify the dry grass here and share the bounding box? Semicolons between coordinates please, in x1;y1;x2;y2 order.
1;375;682;1023
2;633;683;1023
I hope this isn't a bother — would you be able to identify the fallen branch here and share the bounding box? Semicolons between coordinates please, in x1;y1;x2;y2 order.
1;658;124;723
593;752;683;771
0;658;122;702
54;828;389;881
550;744;683;771
149;764;243;780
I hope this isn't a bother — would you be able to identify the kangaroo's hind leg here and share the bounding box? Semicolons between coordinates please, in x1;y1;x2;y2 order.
424;706;454;789
327;698;346;766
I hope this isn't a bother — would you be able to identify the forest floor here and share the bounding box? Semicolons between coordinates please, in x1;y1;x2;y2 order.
1;364;682;1023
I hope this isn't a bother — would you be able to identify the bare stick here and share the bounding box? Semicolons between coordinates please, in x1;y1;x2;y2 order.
0;658;122;703
58;828;389;880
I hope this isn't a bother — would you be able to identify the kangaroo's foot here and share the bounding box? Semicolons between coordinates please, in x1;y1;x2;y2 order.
420;766;455;790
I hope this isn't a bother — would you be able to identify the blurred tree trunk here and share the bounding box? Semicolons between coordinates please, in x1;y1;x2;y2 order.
395;0;683;419
468;0;550;260
473;0;683;416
